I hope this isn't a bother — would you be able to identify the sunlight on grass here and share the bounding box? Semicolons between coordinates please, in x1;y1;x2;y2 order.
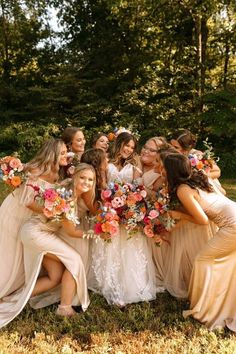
0;180;236;353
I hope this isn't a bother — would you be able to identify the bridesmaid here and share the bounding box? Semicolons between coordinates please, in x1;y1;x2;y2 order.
161;153;236;332
170;128;225;192
13;165;95;323
159;136;217;298
59;163;97;276
0;139;90;326
81;148;108;201
91;132;109;154
62;126;86;162
139;137;169;289
0;139;67;299
89;132;157;306
140;136;168;197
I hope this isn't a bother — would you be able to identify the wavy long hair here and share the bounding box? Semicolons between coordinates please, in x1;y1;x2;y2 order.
161;153;213;199
24;139;66;178
110;132;138;167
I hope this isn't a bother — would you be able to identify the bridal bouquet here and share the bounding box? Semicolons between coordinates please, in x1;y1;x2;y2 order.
28;184;79;225
143;188;175;245
94;204;120;240
0;155;25;188
100;181;148;235
188;139;219;174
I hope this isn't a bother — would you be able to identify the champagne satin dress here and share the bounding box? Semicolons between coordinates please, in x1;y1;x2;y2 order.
183;188;236;331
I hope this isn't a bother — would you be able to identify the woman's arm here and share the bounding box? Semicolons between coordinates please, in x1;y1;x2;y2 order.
170;184;209;225
61;219;84;238
207;163;221;180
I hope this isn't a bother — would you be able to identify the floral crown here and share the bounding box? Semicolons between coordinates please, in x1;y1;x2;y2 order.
107;127;140;142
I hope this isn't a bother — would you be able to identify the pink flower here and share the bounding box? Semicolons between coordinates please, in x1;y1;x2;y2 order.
111;197;125;208
43;188;58;202
9;158;22;169
101;189;112;200
109;221;119;235
148;209;159;219
144;225;154;238
44;199;55;211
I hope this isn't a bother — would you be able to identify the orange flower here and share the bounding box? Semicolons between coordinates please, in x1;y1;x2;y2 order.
11;176;22;187
107;132;115;142
196;161;204;170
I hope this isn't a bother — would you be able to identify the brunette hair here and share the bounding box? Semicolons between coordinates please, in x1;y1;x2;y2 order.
81;148;107;194
24;138;66;178
61;126;84;150
91;132;108;148
110;132;138;167
170;129;197;152
161;153;213;198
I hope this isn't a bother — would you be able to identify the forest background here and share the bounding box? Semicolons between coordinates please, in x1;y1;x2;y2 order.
0;0;235;176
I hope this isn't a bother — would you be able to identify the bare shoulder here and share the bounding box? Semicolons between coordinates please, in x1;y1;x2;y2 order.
177;184;198;199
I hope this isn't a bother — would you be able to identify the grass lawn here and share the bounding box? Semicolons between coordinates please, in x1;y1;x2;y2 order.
0;180;236;353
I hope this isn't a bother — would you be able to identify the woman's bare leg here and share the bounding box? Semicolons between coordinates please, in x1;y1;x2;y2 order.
31;255;64;297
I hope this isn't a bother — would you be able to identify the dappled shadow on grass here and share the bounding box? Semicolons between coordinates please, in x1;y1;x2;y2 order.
0;291;233;353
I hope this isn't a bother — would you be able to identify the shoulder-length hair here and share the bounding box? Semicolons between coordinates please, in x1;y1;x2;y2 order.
24;138;66;178
161;153;213;198
110;132;138;167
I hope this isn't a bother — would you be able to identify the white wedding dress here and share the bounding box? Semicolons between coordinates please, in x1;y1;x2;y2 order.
88;163;157;306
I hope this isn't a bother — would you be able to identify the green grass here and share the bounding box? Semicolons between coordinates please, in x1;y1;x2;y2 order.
0;180;236;353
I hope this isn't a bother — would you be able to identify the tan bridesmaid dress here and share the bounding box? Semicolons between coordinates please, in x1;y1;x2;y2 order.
183;188;236;331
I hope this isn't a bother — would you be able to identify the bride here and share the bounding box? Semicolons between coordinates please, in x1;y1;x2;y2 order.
88;132;157;306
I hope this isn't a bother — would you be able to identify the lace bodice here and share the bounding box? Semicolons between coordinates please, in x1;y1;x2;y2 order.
107;163;134;184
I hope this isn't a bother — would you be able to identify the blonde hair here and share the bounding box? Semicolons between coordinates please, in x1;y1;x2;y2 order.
147;136;168;150
72;163;96;207
24;139;66;178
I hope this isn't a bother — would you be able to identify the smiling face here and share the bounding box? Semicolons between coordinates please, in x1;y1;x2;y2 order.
71;131;86;154
59;143;68;166
75;169;95;196
120;139;135;159
141;140;160;167
95;135;109;152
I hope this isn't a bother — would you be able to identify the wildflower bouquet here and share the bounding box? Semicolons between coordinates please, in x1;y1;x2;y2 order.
100;181;148;235
188;139;219;174
28;184;79;225
0;155;25;188
143;188;175;245
93;204;120;240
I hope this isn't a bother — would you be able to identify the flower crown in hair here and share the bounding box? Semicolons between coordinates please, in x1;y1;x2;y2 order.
107;127;140;142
